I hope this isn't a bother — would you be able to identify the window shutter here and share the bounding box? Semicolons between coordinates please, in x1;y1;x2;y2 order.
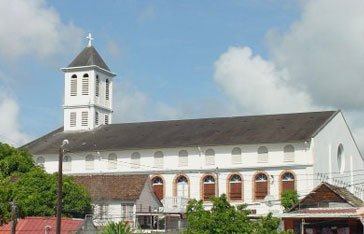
81;112;88;126
282;181;295;192
108;154;117;170
178;150;188;167
70;75;77;96
131;153;140;169
229;183;242;200
284;145;295;162
96;75;100;97
154;152;164;168
82;75;89;95
70;112;76;127
255;181;268;200
203;184;215;200
85;155;94;170
153;185;164;200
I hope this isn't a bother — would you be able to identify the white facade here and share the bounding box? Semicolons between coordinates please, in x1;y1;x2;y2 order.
34;112;364;215
62;65;115;131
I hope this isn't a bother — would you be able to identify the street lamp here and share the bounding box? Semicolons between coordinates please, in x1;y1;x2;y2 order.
56;139;69;234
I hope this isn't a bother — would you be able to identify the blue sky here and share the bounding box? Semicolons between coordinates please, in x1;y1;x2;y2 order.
2;0;364;151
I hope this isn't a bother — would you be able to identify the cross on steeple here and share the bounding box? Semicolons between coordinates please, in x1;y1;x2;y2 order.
86;33;94;47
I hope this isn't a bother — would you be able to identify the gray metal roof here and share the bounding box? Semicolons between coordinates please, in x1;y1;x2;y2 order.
67;46;110;71
22;111;337;155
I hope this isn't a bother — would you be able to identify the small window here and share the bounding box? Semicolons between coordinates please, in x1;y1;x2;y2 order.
70;112;76;127
81;112;88;127
154;151;164;168
121;204;134;220
229;174;242;200
131;152;141;169
254;173;268;200
205;149;215;165
152;176;164;200
85;154;94;170
108;153;117;170
36;156;45;167
257;146;268;163
232;147;242;164
106;79;110;100
283;145;295;162
178;150;188;167
203;175;215;201
95;112;99;126
96;75;100;97
281;172;295;194
70;74;77;96
82;73;89;95
63;155;72;171
96;203;109;219
105;115;109;125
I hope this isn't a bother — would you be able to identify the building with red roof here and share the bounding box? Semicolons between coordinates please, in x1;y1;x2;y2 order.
0;216;97;234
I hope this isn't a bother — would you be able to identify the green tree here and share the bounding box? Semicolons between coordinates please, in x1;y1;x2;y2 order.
100;221;132;234
0;143;92;222
184;194;292;234
280;190;299;211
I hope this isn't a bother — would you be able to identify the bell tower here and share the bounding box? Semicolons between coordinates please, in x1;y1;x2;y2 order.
61;33;116;131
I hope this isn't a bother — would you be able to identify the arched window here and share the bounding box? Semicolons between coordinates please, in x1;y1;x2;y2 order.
63;155;72;172
70;74;77;96
85;154;94;170
337;144;345;174
257;146;268;163
202;175;215;201
82;73;89;95
152;176;164;200
131;152;141;169
106;79;110;100
154;151;164;168
281;172;295;194
205;149;215;165
36;156;45;168
232;147;242;164
229;174;242;200
108;153;117;170
176;175;189;198
95;75;100;97
178;150;188;167
254;173;268;200
283;145;295;162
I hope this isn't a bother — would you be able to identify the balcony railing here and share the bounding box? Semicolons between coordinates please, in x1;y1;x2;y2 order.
161;197;189;213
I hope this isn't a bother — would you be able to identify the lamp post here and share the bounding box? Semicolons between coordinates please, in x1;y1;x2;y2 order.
56;139;69;234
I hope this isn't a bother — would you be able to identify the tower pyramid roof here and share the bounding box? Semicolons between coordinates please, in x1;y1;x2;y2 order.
67;46;110;71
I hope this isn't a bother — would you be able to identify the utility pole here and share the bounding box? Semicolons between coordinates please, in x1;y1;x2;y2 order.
56;139;69;234
10;201;17;234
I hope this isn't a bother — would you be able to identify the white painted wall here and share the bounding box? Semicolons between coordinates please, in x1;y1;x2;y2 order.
63;68;114;131
312;112;364;198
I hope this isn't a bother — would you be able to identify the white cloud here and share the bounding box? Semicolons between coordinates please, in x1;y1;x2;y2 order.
213;0;364;151
0;0;82;60
267;0;364;109
214;46;315;114
0;94;30;147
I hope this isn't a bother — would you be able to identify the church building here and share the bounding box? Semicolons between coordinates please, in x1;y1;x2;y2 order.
23;36;364;221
